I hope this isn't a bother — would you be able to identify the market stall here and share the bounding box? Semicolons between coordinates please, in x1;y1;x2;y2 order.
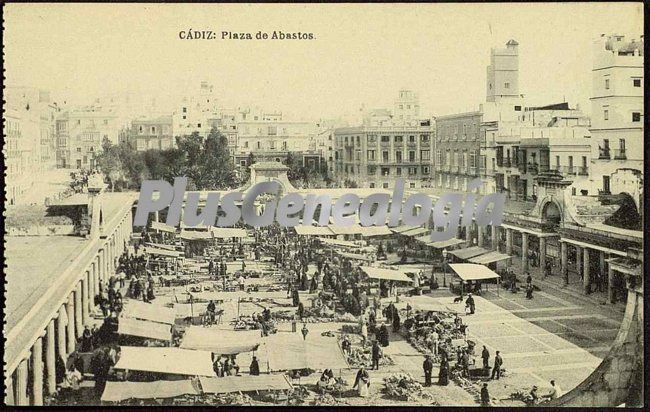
448;263;501;295
117;317;173;342
198;375;293;394
122;300;177;325
101;380;199;403
180;327;262;355
113;346;217;377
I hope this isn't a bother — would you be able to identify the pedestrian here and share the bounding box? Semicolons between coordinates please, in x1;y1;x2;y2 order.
430;329;439;356
548;379;563;400
249;356;260;376
466;293;475;315
392;311;401;333
423;355;434;386
438;356;449;386
481;345;490;371
238;274;245;291
526;283;534;299
480;383;490;406
80;325;93;352
297;302;305;321
378;322;389;347
301;323;309;340
361;320;368;346
352;366;370;398
371;340;381;370
461;349;470;377
491;350;503;380
526;273;532;285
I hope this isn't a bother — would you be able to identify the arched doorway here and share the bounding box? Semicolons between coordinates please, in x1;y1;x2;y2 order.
541;201;562;231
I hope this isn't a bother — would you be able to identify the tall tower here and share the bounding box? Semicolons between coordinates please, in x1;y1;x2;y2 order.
393;90;420;126
486;39;520;103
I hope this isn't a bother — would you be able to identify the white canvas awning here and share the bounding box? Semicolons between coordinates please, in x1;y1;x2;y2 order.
401;295;460;314
145;242;177;251
113;347;216;377
448;246;490;260
180;327;262;355
151;221;177;233
144;247;183;258
101;380;199;402
390;225;418;233
318;238;359;248
328;223;365;235
401;227;429;237
294;226;335;236
199;375;293;394
117;317;172;341
468;251;512;265
360;266;412;283
122;300;176;325
449;263;501;282
180;230;212;241
427;238;466;249
210;227;248;239
359;226;393;237
264;334;349;371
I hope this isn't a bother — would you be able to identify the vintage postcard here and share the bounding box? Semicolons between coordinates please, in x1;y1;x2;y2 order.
3;2;644;407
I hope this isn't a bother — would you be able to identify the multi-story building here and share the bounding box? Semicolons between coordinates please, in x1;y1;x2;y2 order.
588;34;644;211
434;111;483;192
55;109;119;169
4;87;59;204
127;116;174;151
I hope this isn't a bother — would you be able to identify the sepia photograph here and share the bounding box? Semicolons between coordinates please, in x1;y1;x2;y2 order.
2;2;644;407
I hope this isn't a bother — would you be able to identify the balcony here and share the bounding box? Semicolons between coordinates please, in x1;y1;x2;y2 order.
503;158;512;168
613;149;627;160
527;163;539;175
578;166;589;176
598;147;611;159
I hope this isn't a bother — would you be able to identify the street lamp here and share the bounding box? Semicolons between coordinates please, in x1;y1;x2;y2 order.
442;248;448;288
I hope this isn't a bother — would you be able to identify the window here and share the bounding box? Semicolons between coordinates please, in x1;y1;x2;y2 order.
139;126;144;134
605;79;610;89
633;78;641;87
408;167;417;175
77;147;82;152
197;123;202;128
422;166;430;174
396;151;402;163
282;141;287;150
396;167;402;176
406;105;411;109
504;82;510;89
383;183;389;189
381;135;390;143
182;107;187;113
604;110;609;120
151;126;156;134
420;150;430;161
420;134;429;142
244;141;249;148
399;105;403;109
632;112;641;122
381;167;390;176
269;141;275;149
394;136;403;143
382;151;389;162
182;115;186;120
409;135;416;143
367;150;376;161
409;183;416;189
257;141;261;149
409;151;416;162
556;155;560;168
514;105;522;111
369;183;375;188
103;119;108;125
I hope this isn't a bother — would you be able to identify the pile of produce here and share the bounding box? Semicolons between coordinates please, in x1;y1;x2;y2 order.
286;386;310;406
343;345;395;368
310;393;349;406
321;331;336;337
333;312;357;323
341;324;359;334
209;393;253;405
382;373;434;402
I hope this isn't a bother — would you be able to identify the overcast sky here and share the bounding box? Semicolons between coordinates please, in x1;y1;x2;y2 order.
4;3;643;120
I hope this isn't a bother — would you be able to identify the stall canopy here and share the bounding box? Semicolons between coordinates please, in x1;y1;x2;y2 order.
122;300;176;325
318;238;359;248
210;227;248;239
390;225;418;234
401;227;429;237
401;295;460;314
180;230;212;241
427;238;466;249
415;234;433;244
359;226;393;237
360;266;412;283
328;223;365;236
117;317;172;341
468;251;512;265
113;347;216;377
151;221;177;233
199;375;293;394
144;247;184;258
180;327;262;355
294;226;335;236
101;380;199;402
448;246;490;260
145;242;177;251
264;333;349;371
335;250;373;262
449;263;501;282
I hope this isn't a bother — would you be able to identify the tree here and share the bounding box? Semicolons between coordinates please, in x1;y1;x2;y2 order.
95;137;124;191
174;128;236;190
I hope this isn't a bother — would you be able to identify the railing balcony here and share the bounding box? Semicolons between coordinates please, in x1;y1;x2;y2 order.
613;149;627;160
598;147;611;159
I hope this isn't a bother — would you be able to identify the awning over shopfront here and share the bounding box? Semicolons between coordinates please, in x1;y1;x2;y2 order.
449;263;500;282
360;266;412;283
117;317;172;341
113;347;216;377
294;226;335;236
151;221;177;233
468;251;512;265
180;327;262;355
448;246;490;260
199;375;293;394
101;380;199;402
122;300;176;325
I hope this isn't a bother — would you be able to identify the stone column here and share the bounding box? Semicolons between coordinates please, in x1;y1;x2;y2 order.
89;262;96;311
583;248;591;294
465;223;472;242
608;264;615;303
31;337;44;406
560;241;568;285
82;273;89;325
45;320;56;396
539;237;547;276
599;251;606;293
477;226;485;247
75;283;83;338
66;295;76;354
576;246;583;278
154;210;160;222
5;376;15;406
15;358;29;406
56;306;67;359
521;232;529;273
491;225;498;251
505;228;513;255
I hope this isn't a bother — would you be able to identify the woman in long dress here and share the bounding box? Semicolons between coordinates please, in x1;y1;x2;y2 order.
353;366;370;397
